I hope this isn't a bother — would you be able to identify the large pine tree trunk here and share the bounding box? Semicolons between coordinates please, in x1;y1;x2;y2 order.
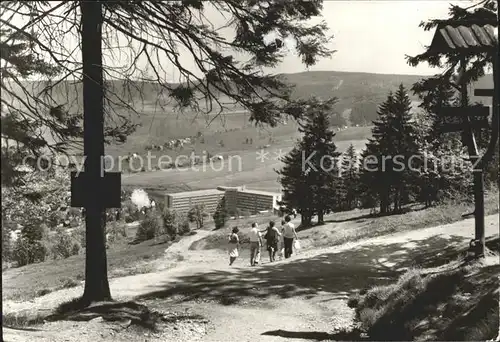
81;0;111;304
380;191;389;214
301;213;312;227
317;211;324;225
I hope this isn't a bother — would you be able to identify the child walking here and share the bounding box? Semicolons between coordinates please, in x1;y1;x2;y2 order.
228;226;240;266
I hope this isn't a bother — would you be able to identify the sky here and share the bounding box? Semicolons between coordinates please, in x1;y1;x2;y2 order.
274;0;468;76
3;0;479;81
166;0;475;79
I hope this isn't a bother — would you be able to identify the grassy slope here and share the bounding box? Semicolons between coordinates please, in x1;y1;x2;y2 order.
120;125;372;193
1;223;183;302
189;189;499;254
4;190;498;303
349;242;500;341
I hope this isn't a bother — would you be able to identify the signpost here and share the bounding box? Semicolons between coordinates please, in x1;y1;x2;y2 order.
439;66;497;259
439;90;497;258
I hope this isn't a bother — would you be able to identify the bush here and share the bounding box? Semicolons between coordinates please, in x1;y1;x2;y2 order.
213;198;228;230
75;225;86;247
107;222;127;244
162;209;179;238
349;268;469;341
178;219;191;235
187;204;208;229
71;241;81;255
240;209;252;217
124;215;135;223
21;223;49;242
135;214;163;242
51;230;79;259
12;238;47;266
2;224;12;261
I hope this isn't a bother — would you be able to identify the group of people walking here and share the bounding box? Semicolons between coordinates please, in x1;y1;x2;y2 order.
228;215;298;266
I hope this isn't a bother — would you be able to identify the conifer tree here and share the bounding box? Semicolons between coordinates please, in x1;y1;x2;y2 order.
277;98;341;226
390;85;423;211
359;93;394;214
359;85;424;213
340;143;360;210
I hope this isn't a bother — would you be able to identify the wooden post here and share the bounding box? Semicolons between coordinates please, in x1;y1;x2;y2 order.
458;57;486;258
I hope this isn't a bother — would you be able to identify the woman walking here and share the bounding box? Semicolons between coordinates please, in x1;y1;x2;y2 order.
228;226;240;266
264;221;281;262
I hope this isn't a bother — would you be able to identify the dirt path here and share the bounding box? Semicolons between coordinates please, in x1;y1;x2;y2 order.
3;215;499;342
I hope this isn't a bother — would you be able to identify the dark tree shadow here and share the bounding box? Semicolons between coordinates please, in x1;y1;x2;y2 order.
45;299;162;331
136;233;484;306
2;325;43;332
261;328;368;341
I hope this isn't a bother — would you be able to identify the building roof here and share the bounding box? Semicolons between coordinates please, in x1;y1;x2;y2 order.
238;188;282;197
429;21;497;53
166;189;224;198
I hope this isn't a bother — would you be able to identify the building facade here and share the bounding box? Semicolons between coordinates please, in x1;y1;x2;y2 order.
165;189;225;216
161;186;282;217
224;187;282;214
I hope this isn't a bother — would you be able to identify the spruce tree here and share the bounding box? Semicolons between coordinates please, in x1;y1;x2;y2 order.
278;146;316;226
359;93;395;214
359;85;425;214
390;84;423;212
340;143;360;210
277;98;341;226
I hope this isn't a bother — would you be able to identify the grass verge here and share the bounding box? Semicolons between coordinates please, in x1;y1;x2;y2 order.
348;251;500;341
189;188;499;253
2;234;182;302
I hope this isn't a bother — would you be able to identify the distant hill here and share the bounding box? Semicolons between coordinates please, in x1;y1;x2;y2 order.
284;71;493;126
3;70;493;151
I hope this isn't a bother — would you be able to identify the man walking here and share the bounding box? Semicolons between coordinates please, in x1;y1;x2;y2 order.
282;215;297;259
249;222;262;266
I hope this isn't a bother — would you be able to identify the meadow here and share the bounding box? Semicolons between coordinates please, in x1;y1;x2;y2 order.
117;121;372;193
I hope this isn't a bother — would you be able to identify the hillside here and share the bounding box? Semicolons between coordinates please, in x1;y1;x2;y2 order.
4;71;494;153
6;70;494;120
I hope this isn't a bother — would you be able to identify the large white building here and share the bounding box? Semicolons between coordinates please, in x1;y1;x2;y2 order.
164;189;224;215
161;186;282;217
224;187;282;215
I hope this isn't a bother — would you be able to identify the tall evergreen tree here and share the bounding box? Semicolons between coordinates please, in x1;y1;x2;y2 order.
277;98;341;226
359;85;424;214
359;93;394;214
390;85;423;211
340;143;360;210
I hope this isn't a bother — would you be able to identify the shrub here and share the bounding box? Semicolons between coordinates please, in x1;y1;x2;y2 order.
21;223;49;242
135;214;163;242
12;238;47;266
51;230;79;259
162;209;179;239
240;209;252;217
124;215;135;223
213;198;228;230
2;224;12;261
37;288;52;297
179;219;191;235
107;222;127;244
71;241;81;255
187;204;208;229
